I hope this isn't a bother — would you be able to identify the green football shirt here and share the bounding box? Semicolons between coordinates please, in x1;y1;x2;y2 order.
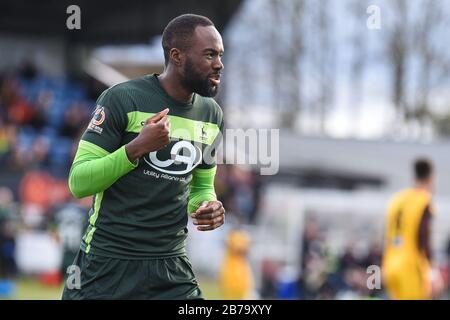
73;74;223;258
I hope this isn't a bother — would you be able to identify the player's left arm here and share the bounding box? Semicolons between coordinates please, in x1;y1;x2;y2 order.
189;102;225;231
419;204;446;298
418;204;432;261
188;166;225;231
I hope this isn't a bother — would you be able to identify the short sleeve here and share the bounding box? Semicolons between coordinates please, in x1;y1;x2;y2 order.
81;89;128;153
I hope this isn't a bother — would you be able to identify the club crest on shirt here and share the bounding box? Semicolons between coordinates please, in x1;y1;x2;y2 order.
201;125;207;140
88;105;105;134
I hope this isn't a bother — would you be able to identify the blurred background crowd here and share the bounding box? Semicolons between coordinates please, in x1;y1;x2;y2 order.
2;0;450;299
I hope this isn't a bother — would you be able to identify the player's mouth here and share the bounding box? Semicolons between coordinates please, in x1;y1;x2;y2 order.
209;74;221;86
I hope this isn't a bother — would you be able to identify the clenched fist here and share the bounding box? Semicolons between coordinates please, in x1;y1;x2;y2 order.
126;108;170;162
191;201;226;231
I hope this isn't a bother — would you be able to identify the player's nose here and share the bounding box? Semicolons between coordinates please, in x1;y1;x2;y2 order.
213;56;224;71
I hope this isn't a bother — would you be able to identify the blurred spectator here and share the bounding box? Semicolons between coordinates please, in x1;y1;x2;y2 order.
362;241;382;268
3;78;33;126
259;259;279;299
59;103;89;140
51;196;91;277
0;65;93;175
298;215;386;299
18;61;37;80
277;265;299;299
0;187;18;279
339;244;360;272
27;90;52;134
299;216;326;298
0;117;16;164
215;165;261;224
19;170;71;228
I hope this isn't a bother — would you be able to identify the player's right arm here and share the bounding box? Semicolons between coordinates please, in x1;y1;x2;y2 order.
68;89;170;198
69;141;135;198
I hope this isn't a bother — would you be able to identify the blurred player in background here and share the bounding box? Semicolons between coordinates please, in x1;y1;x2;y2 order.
62;14;225;299
219;230;255;299
382;158;443;299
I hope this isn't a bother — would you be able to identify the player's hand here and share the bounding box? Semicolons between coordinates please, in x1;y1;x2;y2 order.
431;268;445;298
142;108;171;151
126;108;170;161
191;200;225;231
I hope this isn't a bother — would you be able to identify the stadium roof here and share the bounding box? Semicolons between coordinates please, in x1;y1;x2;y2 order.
277;134;450;195
0;0;242;44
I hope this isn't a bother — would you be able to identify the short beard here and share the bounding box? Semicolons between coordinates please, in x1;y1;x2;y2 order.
183;59;219;97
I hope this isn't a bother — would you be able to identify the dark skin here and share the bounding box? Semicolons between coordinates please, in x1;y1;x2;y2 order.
413;177;433;261
158;25;224;103
191;200;225;231
418;205;432;261
125;109;170;161
126;25;225;231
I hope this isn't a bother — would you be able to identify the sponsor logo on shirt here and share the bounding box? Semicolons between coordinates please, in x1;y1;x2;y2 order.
88;105;105;134
143;140;202;175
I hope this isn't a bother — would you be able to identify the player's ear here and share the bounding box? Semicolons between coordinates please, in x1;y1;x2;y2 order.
170;48;183;67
